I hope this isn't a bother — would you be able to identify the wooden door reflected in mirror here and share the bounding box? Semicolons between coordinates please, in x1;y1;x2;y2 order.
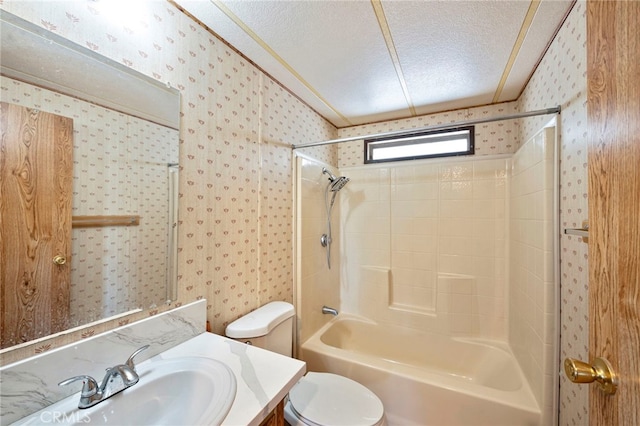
1;102;73;348
0;10;180;352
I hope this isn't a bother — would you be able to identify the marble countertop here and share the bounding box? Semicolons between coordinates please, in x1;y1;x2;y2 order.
154;332;306;426
1;301;304;425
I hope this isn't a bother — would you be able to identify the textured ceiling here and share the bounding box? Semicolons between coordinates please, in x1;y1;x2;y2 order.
176;0;575;128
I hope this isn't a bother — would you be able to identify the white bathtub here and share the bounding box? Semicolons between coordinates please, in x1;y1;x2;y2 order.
300;315;541;426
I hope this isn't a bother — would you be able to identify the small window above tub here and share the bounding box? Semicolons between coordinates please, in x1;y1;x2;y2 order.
364;126;475;164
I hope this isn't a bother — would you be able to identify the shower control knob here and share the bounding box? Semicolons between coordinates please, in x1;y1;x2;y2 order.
564;357;617;395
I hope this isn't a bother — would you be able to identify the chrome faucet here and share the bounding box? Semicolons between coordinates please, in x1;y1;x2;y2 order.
59;345;149;409
322;306;338;316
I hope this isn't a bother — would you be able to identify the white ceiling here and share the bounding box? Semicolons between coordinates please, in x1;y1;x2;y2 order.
176;0;575;128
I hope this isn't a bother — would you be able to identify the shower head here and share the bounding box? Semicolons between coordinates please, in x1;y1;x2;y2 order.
329;176;349;192
322;167;350;192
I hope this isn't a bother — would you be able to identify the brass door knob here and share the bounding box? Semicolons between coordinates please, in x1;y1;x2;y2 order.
53;255;67;265
564;357;617;395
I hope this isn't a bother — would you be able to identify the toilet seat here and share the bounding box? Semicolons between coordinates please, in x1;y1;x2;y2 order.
286;372;384;426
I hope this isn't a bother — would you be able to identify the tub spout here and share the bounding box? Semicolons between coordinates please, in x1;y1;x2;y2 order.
322;306;338;316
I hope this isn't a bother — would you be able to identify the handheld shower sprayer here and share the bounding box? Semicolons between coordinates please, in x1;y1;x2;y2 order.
321;168;350;269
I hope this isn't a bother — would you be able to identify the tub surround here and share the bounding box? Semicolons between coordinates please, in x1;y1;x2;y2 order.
508;126;557;422
0;300;306;425
297;129;556;424
326;128;557;424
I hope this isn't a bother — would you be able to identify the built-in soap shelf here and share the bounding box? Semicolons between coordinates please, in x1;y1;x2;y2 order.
564;221;589;242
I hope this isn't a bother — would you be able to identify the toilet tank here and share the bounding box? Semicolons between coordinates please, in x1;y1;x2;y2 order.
225;301;294;357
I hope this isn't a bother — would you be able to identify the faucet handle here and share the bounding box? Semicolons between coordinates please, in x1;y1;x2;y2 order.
58;375;98;397
125;344;150;370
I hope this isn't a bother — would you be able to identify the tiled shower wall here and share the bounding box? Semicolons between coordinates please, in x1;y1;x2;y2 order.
334;101;522;341
509;126;557;424
339;156;511;340
335;102;520;341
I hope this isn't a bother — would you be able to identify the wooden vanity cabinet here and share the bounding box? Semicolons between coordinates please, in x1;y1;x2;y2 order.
259;399;285;426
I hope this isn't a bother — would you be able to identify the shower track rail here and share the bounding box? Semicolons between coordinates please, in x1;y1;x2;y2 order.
291;106;561;150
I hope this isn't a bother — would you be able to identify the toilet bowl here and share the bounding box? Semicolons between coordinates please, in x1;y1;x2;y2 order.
284;372;384;426
225;301;385;426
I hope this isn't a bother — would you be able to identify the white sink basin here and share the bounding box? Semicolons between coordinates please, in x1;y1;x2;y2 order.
15;357;236;425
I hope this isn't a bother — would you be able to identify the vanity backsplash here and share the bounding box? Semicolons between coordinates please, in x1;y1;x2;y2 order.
0;300;206;424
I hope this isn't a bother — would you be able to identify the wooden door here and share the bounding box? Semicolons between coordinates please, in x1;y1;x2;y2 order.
587;1;640;424
0;102;73;348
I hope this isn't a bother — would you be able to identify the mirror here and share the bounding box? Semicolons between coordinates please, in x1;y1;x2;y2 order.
0;10;180;350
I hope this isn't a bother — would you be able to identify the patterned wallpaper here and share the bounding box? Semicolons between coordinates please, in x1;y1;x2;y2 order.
518;2;589;425
0;76;175;334
0;0;336;364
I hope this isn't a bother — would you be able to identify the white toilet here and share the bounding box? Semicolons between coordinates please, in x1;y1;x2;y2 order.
225;301;385;426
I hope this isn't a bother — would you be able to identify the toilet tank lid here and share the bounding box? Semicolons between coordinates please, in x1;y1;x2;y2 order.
225;301;294;338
